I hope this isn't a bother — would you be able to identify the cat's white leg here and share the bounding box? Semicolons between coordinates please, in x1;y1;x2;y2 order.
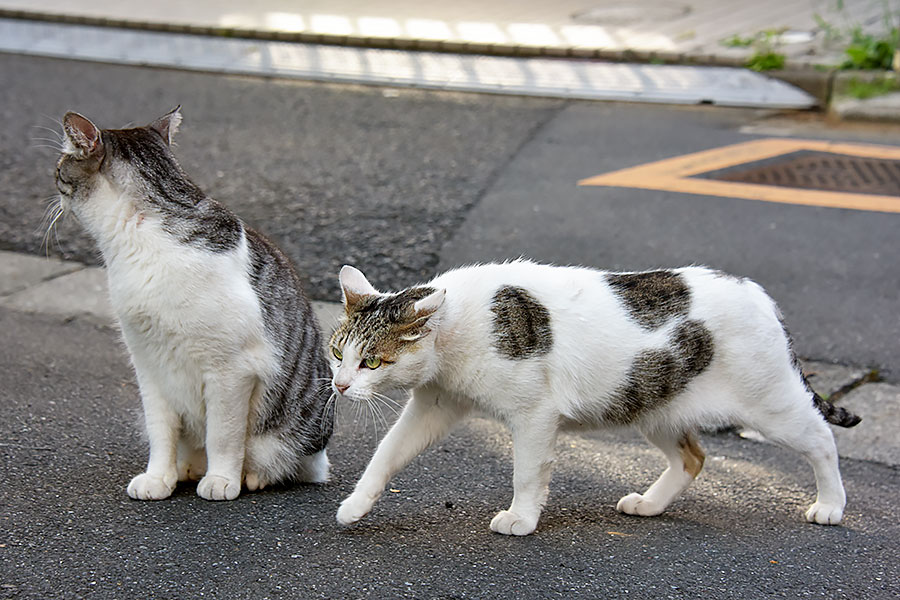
127;376;180;500
617;430;704;517
196;372;255;501
337;388;468;526
755;406;846;525
490;417;559;536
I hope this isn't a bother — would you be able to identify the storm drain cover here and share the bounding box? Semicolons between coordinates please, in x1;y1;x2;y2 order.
697;151;900;196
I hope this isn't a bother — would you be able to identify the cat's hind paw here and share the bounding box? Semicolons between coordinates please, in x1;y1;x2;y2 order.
177;460;205;482
127;472;176;500
336;493;375;526
616;493;666;517
197;474;241;501
489;510;538;536
244;471;268;492
805;501;843;525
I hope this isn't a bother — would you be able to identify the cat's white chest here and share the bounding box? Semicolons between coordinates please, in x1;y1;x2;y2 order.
105;226;271;415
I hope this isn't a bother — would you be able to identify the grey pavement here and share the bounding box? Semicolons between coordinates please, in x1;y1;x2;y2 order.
2;11;900;597
2;52;897;377
2;249;899;600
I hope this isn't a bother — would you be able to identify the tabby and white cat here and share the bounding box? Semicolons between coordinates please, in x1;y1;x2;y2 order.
330;261;860;535
55;108;333;501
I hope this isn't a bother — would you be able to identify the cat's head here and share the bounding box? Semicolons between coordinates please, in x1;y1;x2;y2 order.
55;107;189;236
329;266;446;400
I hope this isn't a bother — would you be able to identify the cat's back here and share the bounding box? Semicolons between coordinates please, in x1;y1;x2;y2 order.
431;261;631;358
432;261;783;362
432;260;604;307
244;226;324;351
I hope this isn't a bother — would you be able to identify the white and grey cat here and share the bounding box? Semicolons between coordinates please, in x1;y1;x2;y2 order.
55;108;334;501
329;260;860;535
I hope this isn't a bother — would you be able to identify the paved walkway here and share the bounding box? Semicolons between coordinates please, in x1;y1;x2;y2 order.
1;249;896;467
0;0;888;67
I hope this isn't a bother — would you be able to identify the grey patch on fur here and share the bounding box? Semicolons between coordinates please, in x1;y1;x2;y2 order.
670;319;715;378
490;285;553;360
332;286;438;357
603;319;714;424
606;270;691;329
102;127;242;252
246;229;334;455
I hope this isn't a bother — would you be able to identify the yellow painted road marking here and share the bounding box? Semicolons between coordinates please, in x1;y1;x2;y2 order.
579;138;900;213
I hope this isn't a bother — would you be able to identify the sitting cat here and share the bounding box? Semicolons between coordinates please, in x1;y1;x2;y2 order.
329;261;860;535
55;108;333;501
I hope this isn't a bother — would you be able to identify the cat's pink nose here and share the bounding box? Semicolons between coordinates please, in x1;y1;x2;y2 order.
334;382;349;395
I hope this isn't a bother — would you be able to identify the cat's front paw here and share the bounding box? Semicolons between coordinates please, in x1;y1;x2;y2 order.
336;493;375;526
127;472;176;500
805;501;843;525
197;474;241;501
616;492;665;517
489;510;538;536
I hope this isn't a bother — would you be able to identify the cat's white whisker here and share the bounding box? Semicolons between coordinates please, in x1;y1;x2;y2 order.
41;204;65;255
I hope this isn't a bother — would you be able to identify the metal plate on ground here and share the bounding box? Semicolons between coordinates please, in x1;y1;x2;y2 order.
698;151;900;196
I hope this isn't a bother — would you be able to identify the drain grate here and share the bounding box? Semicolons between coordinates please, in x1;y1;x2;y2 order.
697;151;900;196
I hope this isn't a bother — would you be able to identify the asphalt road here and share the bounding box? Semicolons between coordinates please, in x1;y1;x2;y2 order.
2;53;897;380
2;307;898;599
2;53;900;599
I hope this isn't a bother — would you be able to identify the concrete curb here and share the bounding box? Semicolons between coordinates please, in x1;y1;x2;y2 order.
2;249;897;467
6;8;900;121
0;8;751;65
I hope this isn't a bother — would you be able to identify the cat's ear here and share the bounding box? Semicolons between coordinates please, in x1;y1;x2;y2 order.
412;288;446;320
397;288;445;341
63;112;102;158
149;106;182;145
339;265;378;310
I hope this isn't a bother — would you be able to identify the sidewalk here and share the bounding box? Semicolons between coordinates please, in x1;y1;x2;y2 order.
0;0;885;67
1;249;897;467
1;0;898;115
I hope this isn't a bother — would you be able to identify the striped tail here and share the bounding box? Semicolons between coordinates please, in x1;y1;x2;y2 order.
812;391;862;428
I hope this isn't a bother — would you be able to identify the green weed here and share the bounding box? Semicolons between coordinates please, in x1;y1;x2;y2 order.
840;26;899;70
747;51;786;71
845;76;900;98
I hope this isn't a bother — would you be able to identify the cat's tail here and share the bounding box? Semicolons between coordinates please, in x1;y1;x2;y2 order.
811;389;862;428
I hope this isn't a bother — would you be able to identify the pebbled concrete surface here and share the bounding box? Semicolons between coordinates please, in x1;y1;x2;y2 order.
0;52;561;301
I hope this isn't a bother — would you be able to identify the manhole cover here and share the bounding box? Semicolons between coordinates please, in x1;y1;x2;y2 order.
697;150;900;196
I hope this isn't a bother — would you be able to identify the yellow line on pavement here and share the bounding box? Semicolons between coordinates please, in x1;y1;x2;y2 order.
578;138;900;213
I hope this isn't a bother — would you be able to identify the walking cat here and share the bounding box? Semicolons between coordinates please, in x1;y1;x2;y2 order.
329;261;860;535
55;108;333;501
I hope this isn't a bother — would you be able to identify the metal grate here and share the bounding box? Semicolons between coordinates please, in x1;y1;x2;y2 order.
699;151;900;196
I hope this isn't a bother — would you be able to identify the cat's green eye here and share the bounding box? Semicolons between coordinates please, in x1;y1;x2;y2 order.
332;347;343;361
364;357;382;370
